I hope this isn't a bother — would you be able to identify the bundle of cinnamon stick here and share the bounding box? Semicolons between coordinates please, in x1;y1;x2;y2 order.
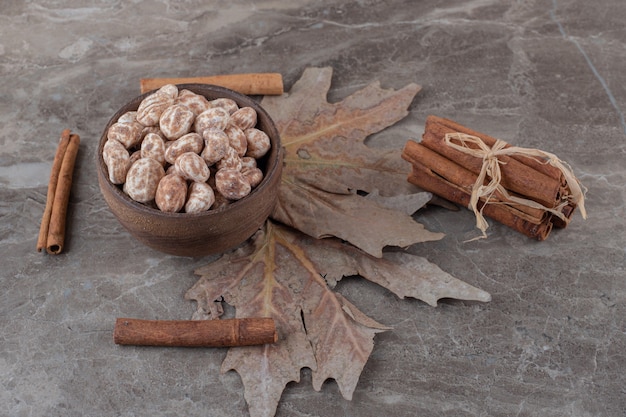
402;116;586;240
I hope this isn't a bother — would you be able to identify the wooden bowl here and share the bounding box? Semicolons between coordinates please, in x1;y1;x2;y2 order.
97;84;283;257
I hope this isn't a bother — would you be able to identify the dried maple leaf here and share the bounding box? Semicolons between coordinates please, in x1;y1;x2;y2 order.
185;221;490;417
262;67;443;258
186;68;491;417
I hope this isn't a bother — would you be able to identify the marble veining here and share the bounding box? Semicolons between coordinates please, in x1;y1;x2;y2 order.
2;1;625;416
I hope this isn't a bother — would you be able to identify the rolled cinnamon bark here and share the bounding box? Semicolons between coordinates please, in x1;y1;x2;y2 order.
37;129;71;252
113;318;278;347
426;115;566;185
405;152;553;240
551;203;576;228
422;117;562;208
402;140;548;225
402;116;586;239
46;133;80;254
140;73;284;95
37;130;80;254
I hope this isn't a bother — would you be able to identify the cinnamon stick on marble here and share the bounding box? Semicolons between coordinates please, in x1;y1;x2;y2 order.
431;117;578;228
113;318;278;347
402;115;588;239
140;73;284;95
421;116;563;208
402;140;548;225
402;140;553;240
422;115;578;227
37;130;80;254
37;129;70;252
426;115;566;184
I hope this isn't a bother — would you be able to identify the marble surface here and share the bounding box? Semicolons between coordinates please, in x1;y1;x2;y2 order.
2;1;625;416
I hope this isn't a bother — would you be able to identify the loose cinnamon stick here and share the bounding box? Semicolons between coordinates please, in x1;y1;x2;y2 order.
37;130;80;254
422;117;562;208
37;129;71;252
140;73;284;95
113;318;278;347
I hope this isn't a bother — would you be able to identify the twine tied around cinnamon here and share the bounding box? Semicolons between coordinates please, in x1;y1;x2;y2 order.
444;132;587;239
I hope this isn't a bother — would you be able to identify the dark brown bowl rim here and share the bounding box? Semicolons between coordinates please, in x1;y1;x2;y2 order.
97;83;283;219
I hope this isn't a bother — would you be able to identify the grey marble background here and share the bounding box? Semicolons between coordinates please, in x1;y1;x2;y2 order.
1;1;625;416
